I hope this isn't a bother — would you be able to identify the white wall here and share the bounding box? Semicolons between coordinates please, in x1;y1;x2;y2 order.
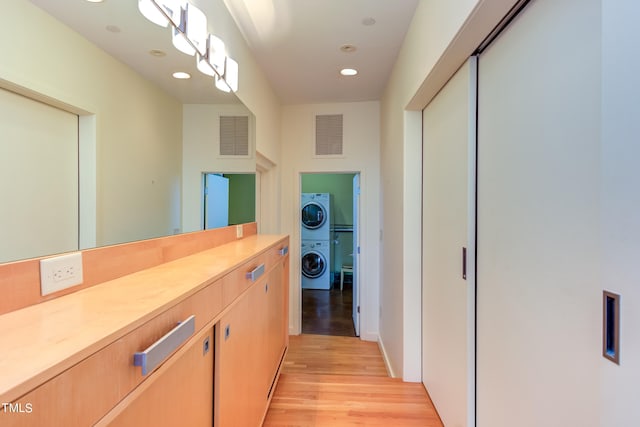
380;0;480;380
280;102;380;341
182;104;255;233
601;0;640;425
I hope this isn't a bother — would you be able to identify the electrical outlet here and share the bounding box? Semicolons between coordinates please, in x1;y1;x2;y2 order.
40;252;84;296
236;224;243;238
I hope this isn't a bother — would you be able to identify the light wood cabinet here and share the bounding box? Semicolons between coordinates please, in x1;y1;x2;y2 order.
265;262;287;393
0;280;222;427
0;236;288;427
215;251;289;427
98;326;214;427
215;275;267;427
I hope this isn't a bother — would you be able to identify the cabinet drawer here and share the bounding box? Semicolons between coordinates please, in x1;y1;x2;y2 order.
1;280;222;427
221;240;288;307
266;241;289;269
221;252;269;306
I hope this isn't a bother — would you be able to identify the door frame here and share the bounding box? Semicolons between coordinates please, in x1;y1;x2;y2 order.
294;171;362;337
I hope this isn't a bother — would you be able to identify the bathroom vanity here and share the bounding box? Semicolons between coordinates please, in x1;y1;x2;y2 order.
0;233;289;426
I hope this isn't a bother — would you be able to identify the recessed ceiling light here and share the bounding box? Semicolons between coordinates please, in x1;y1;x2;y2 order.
340;44;357;53
149;49;167;58
85;0;105;3
362;17;376;26
172;72;191;79
340;68;358;76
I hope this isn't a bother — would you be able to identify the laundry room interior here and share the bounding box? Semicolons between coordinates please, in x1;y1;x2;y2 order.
300;172;359;337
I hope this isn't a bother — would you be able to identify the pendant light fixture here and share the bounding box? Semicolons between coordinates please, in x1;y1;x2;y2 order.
139;0;240;93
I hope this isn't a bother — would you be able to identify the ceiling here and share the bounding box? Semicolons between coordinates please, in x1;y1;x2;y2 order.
28;0;419;105
29;0;239;104
222;0;420;104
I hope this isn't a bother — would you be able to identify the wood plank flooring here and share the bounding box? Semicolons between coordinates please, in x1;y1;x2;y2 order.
302;288;356;337
263;334;443;427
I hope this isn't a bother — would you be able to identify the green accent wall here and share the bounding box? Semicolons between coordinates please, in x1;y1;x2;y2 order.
301;173;356;275
301;173;355;226
224;174;255;225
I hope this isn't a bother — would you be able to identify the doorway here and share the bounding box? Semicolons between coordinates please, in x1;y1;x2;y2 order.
300;172;360;337
202;173;256;229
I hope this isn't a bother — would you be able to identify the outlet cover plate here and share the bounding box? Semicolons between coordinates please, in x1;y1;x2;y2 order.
40;252;84;296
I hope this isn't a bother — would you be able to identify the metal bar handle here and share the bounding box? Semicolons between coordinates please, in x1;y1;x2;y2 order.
279;246;289;256
246;264;265;282
133;315;195;376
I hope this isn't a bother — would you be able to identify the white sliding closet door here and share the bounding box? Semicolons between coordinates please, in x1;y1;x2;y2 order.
601;1;640;425
0;88;78;262
476;0;601;426
422;58;476;427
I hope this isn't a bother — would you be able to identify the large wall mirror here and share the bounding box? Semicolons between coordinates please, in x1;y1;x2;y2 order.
0;0;256;263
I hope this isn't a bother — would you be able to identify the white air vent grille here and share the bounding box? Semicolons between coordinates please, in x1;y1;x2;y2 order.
220;115;249;156
315;114;343;156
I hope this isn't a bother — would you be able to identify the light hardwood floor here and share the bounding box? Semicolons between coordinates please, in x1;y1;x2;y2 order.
263;334;443;427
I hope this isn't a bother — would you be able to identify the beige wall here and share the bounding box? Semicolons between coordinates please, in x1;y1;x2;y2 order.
280;101;380;340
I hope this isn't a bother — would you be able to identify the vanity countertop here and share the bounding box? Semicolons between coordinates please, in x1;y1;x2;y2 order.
0;234;288;404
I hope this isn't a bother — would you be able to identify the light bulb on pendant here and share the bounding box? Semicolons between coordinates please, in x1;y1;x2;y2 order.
197;35;226;77
225;57;239;92
215;57;238;93
163;0;184;27
139;0;183;27
172;3;207;57
215;73;231;93
138;0;168;27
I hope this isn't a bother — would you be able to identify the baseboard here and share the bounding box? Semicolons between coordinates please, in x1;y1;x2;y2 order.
377;336;397;378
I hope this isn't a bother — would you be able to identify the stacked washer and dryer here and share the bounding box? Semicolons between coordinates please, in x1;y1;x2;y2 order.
300;193;331;290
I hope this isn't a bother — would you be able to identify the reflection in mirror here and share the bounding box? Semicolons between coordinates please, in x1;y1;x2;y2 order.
0;88;78;263
0;0;256;263
203;174;256;229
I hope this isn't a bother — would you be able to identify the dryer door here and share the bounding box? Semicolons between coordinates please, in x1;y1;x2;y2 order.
301;202;326;230
301;251;327;278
